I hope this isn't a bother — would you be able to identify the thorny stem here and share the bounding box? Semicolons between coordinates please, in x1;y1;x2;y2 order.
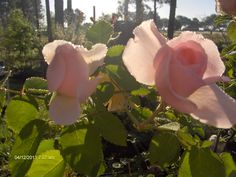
0;87;49;97
0;87;22;95
0;70;12;88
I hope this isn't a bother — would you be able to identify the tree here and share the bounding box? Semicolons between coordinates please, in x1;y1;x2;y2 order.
0;0;43;29
202;14;217;31
65;0;73;25
2;9;40;70
55;0;64;27
136;0;144;24
175;15;191;29
45;0;53;42
167;0;176;39
124;0;130;21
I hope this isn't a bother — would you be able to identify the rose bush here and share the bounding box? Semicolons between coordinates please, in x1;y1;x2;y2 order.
42;40;107;125
123;20;236;128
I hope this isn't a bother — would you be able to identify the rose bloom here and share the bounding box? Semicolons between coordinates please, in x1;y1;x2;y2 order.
123;20;236;128
43;40;107;125
216;0;236;16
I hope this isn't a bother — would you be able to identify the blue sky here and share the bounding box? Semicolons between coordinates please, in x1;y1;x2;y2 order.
45;0;216;21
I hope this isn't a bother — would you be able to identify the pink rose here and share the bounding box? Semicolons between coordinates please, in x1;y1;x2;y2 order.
43;40;107;125
216;0;236;16
123;20;236;128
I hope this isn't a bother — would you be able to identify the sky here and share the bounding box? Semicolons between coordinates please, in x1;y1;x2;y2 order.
44;0;216;22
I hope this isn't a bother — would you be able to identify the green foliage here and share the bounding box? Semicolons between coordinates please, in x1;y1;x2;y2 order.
149;132;181;167
221;153;236;177
157;122;180;132
6;96;39;134
27;150;65;177
60;125;104;176
94;109;128;146
107;45;125;58
2;9;41;71
35;139;55;155
1;16;236;177
23;77;48;90
227;20;236;42
86;21;113;44
9;119;48;177
105;64;140;91
178;147;225;177
94;82;114;103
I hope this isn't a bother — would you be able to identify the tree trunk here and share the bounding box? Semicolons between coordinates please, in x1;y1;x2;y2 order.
167;0;176;39
34;0;40;31
136;0;143;24
67;0;72;10
154;0;157;25
124;0;129;21
45;0;53;42
67;0;73;25
55;0;64;27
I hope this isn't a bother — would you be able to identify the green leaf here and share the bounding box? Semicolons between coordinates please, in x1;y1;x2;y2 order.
6;96;39;133
227;20;236;42
105;64;140;91
177;130;197;149
200;140;213;148
131;106;152;121
60;126;104;176
157;122;180;132
179;147;225;177
131;87;151;96
9;120;47;177
178;152;192;177
149;132;181;167
107;45;125;58
94;82;114;103
60;126;87;149
192;127;205;138
86;21;113;44
94;111;127;146
23;77;48;90
36;139;55;155
27;150;65;177
221;152;236;177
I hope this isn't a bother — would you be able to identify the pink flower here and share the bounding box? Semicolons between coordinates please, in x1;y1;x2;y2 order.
123;20;236;128
43;40;107;125
216;0;236;16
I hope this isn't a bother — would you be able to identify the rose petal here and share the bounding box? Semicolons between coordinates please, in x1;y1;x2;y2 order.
49;95;80;125
77;44;108;75
189;84;236;128
169;56;205;97
167;32;225;83
46;49;65;92
42;40;70;64
56;44;89;97
123;20;167;85
77;77;101;103
154;46;197;113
